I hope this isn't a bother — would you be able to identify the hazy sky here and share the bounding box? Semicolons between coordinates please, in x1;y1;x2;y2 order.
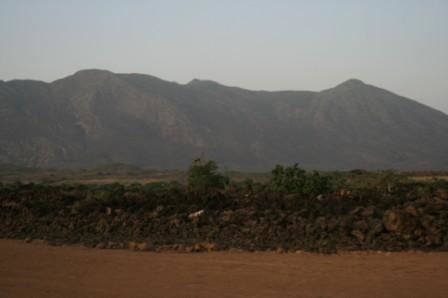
1;0;447;113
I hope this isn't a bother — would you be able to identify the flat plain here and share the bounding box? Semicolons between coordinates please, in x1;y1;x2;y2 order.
1;239;447;298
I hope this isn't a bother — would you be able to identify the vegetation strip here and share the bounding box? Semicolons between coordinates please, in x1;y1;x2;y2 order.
1;161;447;253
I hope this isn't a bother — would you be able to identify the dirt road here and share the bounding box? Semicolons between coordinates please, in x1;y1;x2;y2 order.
0;239;447;298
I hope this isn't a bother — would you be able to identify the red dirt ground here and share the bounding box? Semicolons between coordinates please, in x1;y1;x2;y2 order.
1;239;447;298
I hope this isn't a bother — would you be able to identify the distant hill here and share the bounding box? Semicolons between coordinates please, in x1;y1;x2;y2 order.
1;69;447;170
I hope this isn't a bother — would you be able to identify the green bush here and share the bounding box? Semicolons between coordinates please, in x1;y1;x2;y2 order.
186;158;229;193
269;163;335;196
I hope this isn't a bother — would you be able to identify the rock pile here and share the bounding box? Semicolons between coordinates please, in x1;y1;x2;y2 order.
0;182;447;253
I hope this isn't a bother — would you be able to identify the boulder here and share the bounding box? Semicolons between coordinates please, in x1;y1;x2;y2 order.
351;230;365;242
32;239;48;245
199;242;218;252
95;242;106;249
361;206;375;217
404;205;418;217
128;241;151;251
128;241;138;250
188;210;204;220
383;210;402;233
136;242;151;251
435;189;448;200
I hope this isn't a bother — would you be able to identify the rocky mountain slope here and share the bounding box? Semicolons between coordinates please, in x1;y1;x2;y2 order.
1;69;447;170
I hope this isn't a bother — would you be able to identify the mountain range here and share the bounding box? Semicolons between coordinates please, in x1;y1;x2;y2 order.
1;69;447;171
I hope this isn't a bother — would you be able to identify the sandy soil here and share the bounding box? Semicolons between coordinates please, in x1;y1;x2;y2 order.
0;240;447;298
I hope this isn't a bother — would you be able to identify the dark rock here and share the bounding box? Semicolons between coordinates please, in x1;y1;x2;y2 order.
404;205;418;217
383;210;402;233
361;206;375;217
351;230;365;242
95;242;106;249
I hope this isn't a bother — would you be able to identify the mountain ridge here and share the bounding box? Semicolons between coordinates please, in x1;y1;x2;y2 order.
1;69;447;170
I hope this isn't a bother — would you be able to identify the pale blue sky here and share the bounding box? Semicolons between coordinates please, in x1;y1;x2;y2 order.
1;0;447;113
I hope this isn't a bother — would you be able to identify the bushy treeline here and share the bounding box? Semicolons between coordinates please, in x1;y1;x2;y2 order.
186;159;340;195
184;159;434;197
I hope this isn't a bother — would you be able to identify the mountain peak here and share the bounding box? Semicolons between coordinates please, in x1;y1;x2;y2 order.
338;78;365;87
73;69;113;77
187;78;223;88
188;78;218;84
324;79;368;94
62;69;117;84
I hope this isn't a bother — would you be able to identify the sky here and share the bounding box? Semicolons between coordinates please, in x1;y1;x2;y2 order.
1;0;447;113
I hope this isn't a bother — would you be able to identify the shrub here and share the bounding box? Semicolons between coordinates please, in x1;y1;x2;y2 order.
269;164;306;193
269;163;335;196
186;158;229;193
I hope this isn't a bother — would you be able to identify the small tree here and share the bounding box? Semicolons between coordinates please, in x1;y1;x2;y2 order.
186;158;228;193
269;163;334;196
270;163;306;193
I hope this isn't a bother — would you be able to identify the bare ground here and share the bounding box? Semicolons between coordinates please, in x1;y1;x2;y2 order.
0;240;447;298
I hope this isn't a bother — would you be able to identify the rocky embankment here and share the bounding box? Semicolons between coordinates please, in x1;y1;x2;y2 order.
1;182;447;253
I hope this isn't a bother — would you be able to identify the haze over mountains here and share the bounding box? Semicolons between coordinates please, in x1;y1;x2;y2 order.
1;69;447;171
